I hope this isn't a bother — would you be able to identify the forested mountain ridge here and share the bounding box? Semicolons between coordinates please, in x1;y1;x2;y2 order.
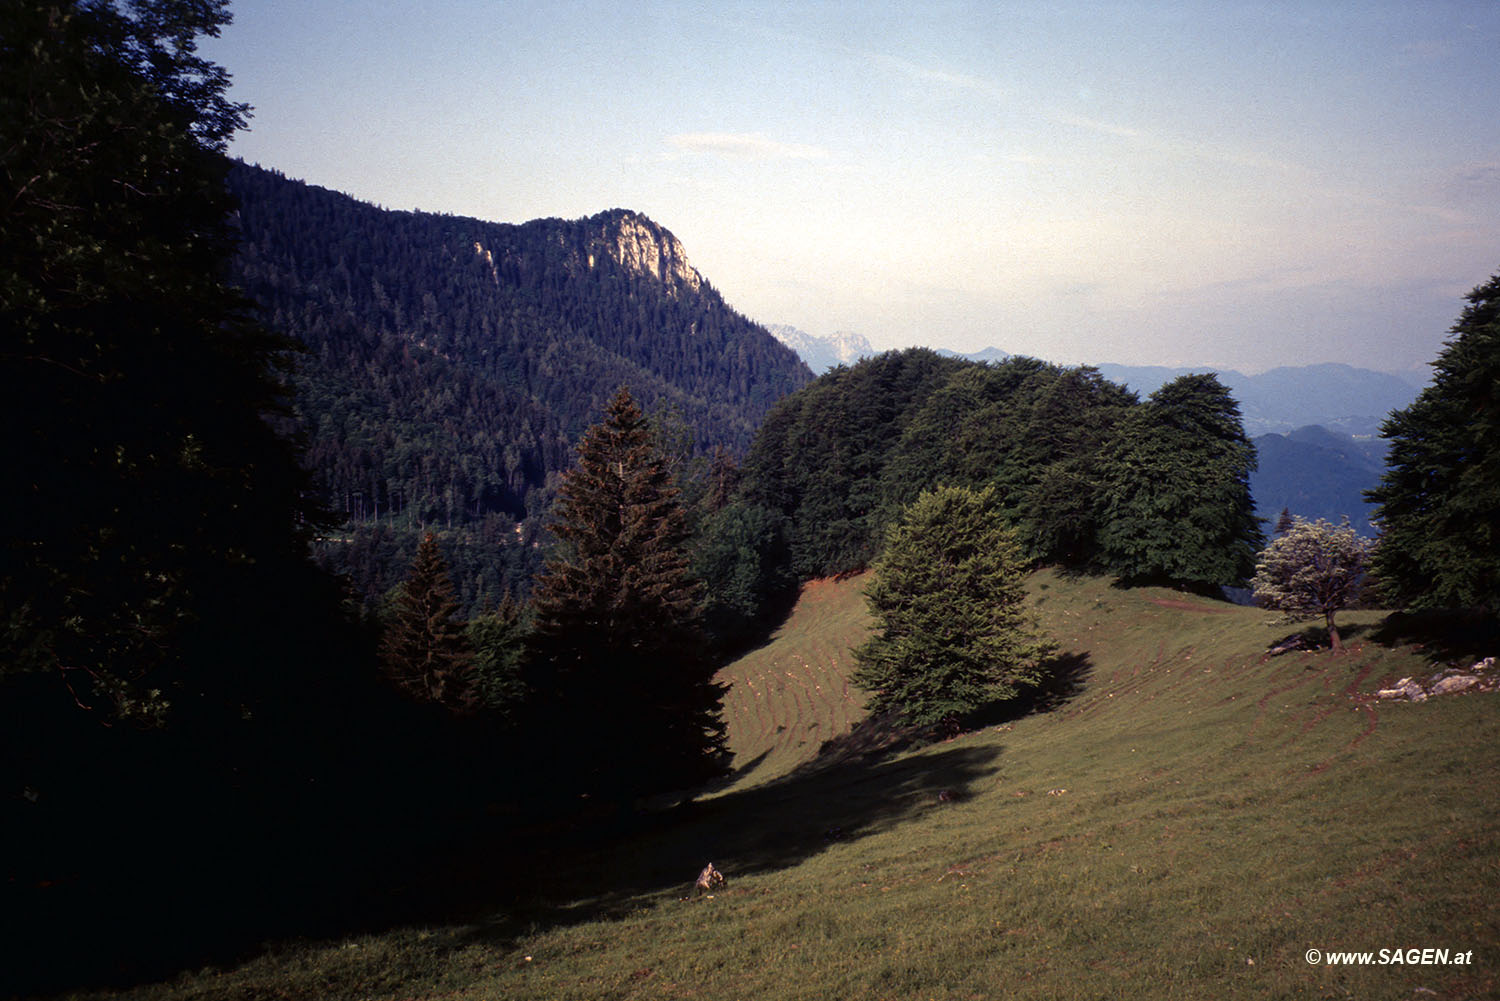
1250;425;1387;534
226;163;813;606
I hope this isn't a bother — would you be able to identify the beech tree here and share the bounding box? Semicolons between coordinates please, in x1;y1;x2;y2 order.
1096;373;1263;590
528;387;726;799
468;591;531;720
1251;517;1371;653
691;501;793;648
852;485;1053;731
381;533;475;711
1367;275;1500;611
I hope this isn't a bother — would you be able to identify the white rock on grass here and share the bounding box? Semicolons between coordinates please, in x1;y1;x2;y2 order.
1431;675;1479;695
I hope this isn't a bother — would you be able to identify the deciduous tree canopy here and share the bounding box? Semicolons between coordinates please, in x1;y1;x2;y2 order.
1251;516;1371;653
1095;373;1264;589
852;485;1053;730
0;0;342;726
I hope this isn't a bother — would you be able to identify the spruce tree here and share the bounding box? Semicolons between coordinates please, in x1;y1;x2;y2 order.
1367;275;1500;611
528;387;725;799
852;485;1053;731
381;533;475;711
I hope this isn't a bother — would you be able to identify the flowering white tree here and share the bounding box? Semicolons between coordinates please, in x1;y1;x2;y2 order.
1251;517;1373;654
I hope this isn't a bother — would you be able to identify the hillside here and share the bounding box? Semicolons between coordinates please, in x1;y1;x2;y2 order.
1251;425;1388;533
713;573;875;790
92;573;1500;1000
227;164;812;605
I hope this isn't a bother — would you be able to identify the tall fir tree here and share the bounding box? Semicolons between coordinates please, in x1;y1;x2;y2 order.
381;533;476;711
852;485;1053;732
528;387;726;800
1367;275;1500;611
1095;373;1264;590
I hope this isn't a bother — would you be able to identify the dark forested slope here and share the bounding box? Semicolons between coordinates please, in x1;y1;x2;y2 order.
227;163;812;605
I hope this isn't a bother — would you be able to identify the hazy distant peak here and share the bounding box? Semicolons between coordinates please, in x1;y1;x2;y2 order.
768;324;875;373
1093;361;1421;437
828;330;873;353
936;346;1011;364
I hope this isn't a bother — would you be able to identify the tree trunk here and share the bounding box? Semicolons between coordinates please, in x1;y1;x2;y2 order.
1326;611;1343;654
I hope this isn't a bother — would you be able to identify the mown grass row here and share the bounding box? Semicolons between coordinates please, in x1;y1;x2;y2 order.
69;572;1498;1000
713;573;874;791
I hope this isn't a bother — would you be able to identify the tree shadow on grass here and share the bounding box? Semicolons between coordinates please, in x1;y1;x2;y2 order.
957;650;1095;733
462;736;1004;945
459;657;1096;949
1369;608;1500;667
1266;621;1381;655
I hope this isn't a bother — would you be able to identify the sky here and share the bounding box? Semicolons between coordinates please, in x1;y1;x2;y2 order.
203;1;1500;378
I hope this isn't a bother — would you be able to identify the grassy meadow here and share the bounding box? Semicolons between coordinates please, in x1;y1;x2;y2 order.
61;572;1498;1000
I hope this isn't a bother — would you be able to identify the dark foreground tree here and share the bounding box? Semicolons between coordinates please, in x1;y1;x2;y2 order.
0;0;345;725
528;387;726;800
1368;275;1500;612
381;533;476;710
852;485;1053;731
1251;517;1372;653
1096;373;1263;590
0;5;402;991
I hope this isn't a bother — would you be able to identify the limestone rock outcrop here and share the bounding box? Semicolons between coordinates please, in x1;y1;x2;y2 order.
1373;657;1496;701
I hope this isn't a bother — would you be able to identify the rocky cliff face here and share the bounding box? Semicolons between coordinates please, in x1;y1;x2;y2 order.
585;210;703;296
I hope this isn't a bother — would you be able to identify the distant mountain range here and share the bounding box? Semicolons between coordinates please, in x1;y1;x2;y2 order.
1093;362;1422;438
766;325;875;373
1249;425;1388;534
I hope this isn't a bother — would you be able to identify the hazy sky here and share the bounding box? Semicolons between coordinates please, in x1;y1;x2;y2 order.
205;2;1500;376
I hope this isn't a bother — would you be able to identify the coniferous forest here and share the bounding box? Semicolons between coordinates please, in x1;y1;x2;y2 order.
227;163;812;612
3;2;1498;996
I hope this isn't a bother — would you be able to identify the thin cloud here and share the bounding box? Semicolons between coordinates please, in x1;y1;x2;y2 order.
869;48;1302;174
1442;160;1500;207
869;51;1011;103
1051;111;1143;141
666;132;832;161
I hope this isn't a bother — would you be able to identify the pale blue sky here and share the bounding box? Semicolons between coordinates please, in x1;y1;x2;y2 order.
205;2;1500;376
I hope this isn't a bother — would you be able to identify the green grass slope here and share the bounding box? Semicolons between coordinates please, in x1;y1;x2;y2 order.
70;573;1498;1001
712;572;874;790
